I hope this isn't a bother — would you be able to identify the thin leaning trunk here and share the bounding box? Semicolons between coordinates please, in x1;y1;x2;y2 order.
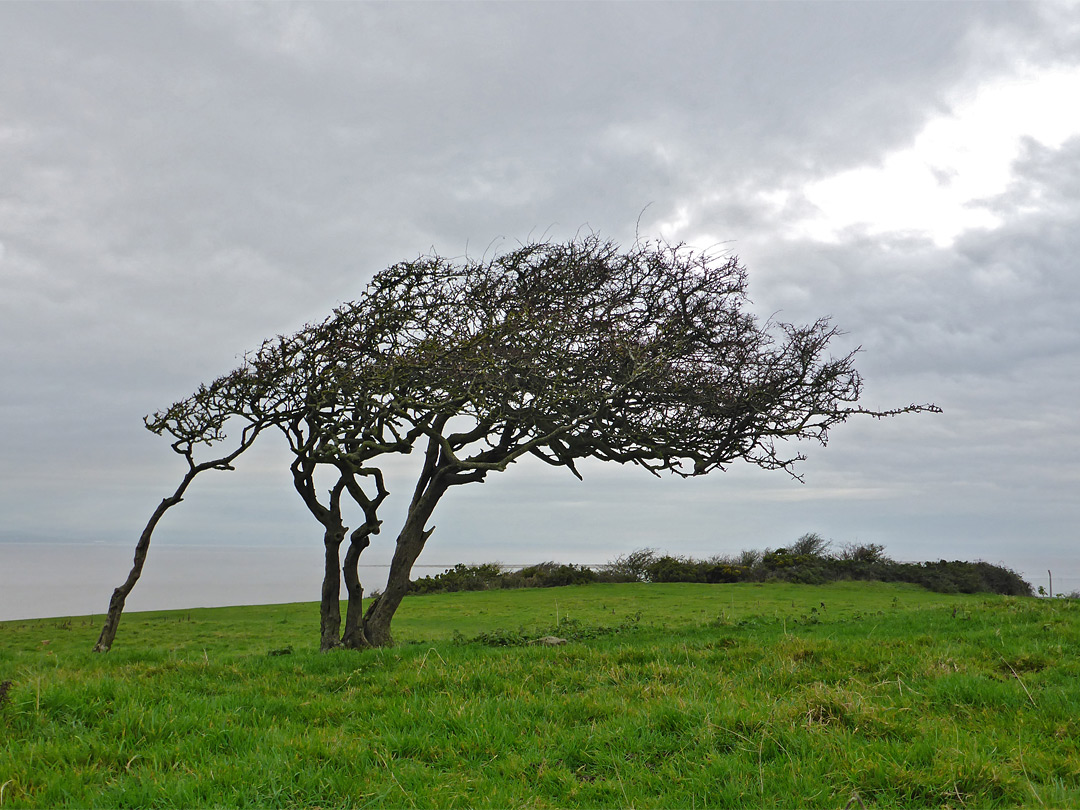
93;476;195;652
93;424;265;653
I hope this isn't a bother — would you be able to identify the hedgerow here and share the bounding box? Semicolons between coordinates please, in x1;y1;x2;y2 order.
407;534;1032;597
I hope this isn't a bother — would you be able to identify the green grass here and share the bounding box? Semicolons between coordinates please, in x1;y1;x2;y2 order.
2;582;1079;808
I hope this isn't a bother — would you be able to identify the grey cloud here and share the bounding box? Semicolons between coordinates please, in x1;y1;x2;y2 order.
2;2;1078;619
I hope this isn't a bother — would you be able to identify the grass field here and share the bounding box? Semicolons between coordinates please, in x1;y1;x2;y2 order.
1;581;1078;808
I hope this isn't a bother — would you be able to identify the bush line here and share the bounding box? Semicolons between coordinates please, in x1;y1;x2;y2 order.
408;534;1032;597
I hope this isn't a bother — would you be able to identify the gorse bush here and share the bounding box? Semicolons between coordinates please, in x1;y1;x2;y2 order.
408;536;1033;597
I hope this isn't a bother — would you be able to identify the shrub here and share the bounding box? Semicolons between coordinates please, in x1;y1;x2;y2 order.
836;542;891;563
736;549;763;568
761;548;812;570
407;539;1033;598
410;561;602;595
607;548;658;582
705;564;748;583
509;562;599;588
788;532;831;558
409;563;504;594
647;554;709;583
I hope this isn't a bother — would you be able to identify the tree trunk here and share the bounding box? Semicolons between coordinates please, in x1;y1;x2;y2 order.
362;479;447;646
292;461;351;652
337;466;387;649
93;477;194;652
340;530;371;649
319;528;346;651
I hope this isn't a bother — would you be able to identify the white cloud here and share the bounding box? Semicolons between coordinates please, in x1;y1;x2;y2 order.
793;64;1080;246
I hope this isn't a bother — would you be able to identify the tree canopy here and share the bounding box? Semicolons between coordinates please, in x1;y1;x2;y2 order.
95;235;937;651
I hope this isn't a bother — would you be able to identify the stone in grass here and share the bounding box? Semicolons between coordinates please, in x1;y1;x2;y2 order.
531;636;567;646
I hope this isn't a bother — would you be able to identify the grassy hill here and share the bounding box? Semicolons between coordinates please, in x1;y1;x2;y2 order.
1;582;1078;808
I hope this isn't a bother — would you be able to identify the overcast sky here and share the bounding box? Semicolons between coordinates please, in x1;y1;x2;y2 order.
3;2;1079;621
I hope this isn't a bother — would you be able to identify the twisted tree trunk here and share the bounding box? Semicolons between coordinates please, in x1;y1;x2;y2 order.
340;531;371;649
292;459;350;652
319;527;346;651
362;474;448;647
338;467;388;648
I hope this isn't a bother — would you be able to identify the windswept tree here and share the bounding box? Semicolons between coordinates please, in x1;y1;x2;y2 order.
93;368;283;652
322;237;936;646
245;292;436;650
95;234;937;652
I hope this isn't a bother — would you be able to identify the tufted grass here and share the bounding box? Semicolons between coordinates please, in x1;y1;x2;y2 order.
1;581;1078;808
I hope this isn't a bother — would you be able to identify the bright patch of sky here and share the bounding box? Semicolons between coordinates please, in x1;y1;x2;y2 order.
790;64;1080;247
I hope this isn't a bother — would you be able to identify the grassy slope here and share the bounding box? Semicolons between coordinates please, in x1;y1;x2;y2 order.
1;582;1078;808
